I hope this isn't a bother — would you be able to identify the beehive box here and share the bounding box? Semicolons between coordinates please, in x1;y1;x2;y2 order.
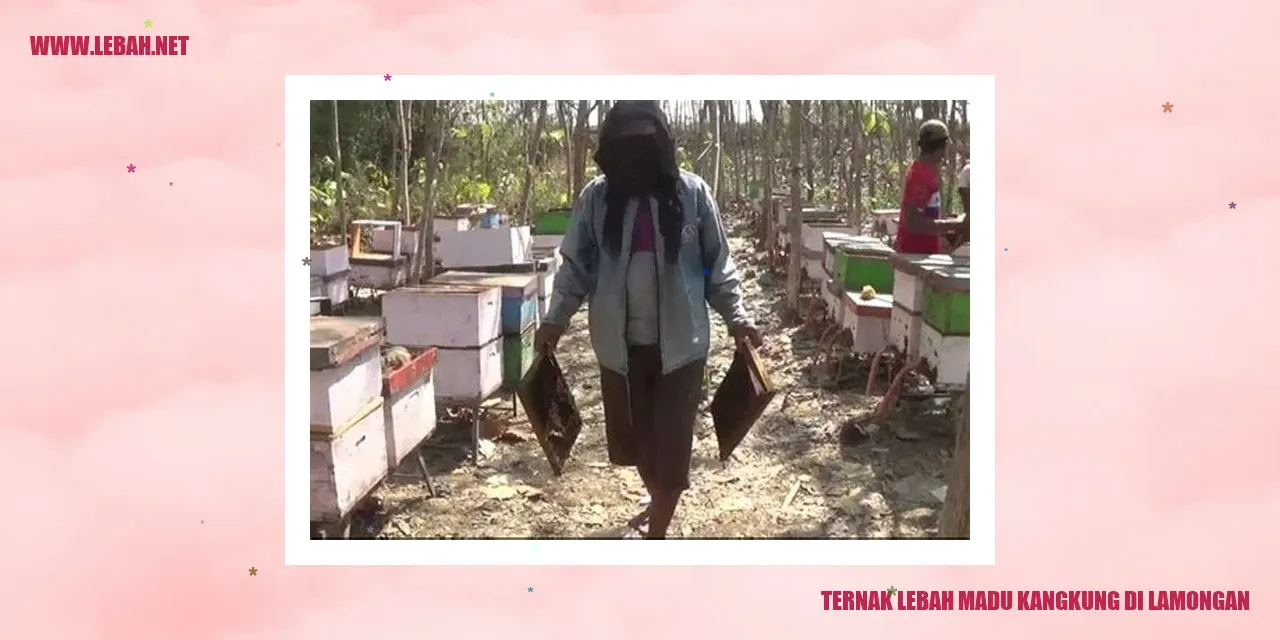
503;325;535;387
919;263;970;389
435;225;533;269
801;224;856;281
349;255;408;290
533;208;573;235
381;284;502;349
532;235;564;253
841;291;893;354
822;279;845;326
436;217;471;232
920;324;969;389
310;316;388;523
832;237;895;294
370;226;423;256
822;237;858;276
429;271;538;336
381;347;439;467
435;337;504;402
311;396;389;523
921;263;970;337
890;303;923;358
310;270;350;311
309;316;385;431
890;253;965;314
310;244;349;278
776;206;833;251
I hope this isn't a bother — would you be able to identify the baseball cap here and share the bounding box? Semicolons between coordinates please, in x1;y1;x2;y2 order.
917;119;950;145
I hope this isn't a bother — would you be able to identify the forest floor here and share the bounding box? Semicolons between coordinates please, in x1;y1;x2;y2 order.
358;216;956;540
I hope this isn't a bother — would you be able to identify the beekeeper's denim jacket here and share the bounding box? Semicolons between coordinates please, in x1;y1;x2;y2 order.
544;170;752;376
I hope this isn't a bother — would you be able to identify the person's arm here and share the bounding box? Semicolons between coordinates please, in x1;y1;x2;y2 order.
902;200;964;235
696;180;752;328
543;182;600;326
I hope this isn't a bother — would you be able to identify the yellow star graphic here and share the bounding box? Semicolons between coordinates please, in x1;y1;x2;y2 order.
248;567;258;576
144;19;153;28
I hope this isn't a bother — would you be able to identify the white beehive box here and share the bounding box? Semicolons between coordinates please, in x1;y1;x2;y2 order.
310;244;349;278
802;226;856;281
435;337;504;402
822;279;845;326
532;235;564;253
381;347;439;467
436;217;472;232
890;303;923;359
841;292;893;354
311;271;350;310
436;226;533;269
920;324;969;389
370;227;423;255
311;396;389;522
350;257;407;290
309;317;385;431
381;283;502;349
891;254;959;314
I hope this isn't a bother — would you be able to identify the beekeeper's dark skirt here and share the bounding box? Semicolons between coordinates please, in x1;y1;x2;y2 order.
598;345;706;495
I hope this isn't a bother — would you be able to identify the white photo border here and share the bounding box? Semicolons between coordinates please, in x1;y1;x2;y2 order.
285;75;996;566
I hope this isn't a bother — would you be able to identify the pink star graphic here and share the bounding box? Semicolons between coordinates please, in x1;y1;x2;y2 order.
126;164;136;173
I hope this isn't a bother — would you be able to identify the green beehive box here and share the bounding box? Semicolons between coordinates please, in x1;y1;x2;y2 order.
503;325;536;386
834;238;896;294
533;209;572;235
921;264;970;336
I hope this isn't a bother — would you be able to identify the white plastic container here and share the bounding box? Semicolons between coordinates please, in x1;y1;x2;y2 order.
381;283;503;349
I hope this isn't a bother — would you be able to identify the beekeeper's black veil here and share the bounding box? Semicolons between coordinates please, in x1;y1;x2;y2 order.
592;100;684;264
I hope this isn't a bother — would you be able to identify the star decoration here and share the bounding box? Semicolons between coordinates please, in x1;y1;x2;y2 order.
248;567;258;576
490;92;496;98
886;586;898;597
527;587;533;592
302;257;312;266
200;520;204;524
169;182;173;186
144;19;153;29
276;142;282;147
126;164;136;173
1162;102;1173;113
384;74;392;81
1229;202;1237;209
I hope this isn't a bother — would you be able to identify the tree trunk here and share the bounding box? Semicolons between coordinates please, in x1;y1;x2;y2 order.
710;100;722;203
786;100;805;311
395;100;413;225
331;100;348;242
570;100;595;196
409;101;448;285
556;101;574;202
517;100;548;225
939;376;971;539
761;101;778;250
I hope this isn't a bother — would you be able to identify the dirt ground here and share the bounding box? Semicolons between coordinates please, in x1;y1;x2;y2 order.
359;220;957;540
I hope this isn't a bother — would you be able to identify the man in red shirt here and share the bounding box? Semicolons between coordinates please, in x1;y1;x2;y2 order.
895;120;967;254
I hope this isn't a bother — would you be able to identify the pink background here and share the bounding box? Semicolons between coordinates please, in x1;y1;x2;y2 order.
3;0;1276;637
